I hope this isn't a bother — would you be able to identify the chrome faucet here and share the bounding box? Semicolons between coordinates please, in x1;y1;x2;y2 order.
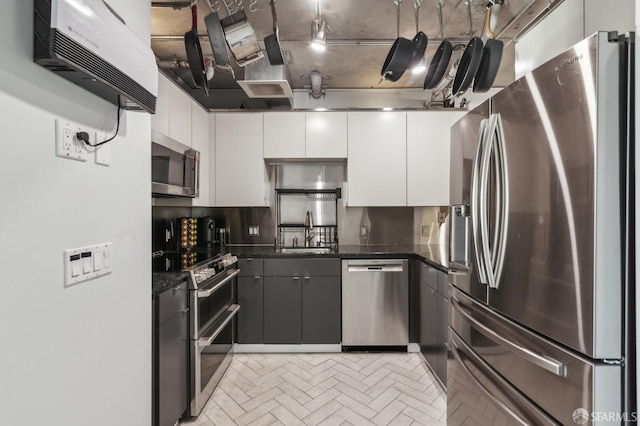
304;210;314;247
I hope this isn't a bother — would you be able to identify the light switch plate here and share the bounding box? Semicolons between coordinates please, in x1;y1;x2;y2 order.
94;131;111;166
421;225;430;237
64;243;112;287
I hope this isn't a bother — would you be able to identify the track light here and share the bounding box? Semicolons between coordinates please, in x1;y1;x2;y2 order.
310;0;330;51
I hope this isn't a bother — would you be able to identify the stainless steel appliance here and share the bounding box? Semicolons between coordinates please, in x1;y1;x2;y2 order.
447;32;635;425
184;253;240;418
197;217;217;248
152;130;200;198
342;259;409;348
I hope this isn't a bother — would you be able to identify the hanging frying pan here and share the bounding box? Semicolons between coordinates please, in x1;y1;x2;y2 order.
423;3;450;90
380;0;414;83
204;11;235;78
473;3;504;92
451;36;483;97
264;0;284;65
429;43;465;101
406;0;428;72
184;5;209;95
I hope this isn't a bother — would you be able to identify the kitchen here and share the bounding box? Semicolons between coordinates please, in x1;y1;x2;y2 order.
0;1;638;426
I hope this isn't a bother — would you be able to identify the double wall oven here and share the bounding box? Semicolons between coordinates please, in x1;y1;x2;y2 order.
185;253;240;417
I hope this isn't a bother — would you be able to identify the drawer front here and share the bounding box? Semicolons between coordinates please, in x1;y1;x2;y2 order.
238;258;264;277
158;281;189;326
419;261;438;291
264;258;341;277
437;270;448;297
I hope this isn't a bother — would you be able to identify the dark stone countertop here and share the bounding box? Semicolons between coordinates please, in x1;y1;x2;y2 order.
229;244;448;272
152;271;189;297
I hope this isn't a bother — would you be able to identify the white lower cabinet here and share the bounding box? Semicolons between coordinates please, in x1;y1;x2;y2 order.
406;111;466;206
347;112;407;206
214;113;269;207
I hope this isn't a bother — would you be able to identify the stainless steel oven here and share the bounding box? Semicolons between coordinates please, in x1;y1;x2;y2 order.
152;130;199;198
185;253;240;417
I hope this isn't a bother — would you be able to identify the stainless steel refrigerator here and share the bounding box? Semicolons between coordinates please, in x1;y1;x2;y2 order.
447;32;635;425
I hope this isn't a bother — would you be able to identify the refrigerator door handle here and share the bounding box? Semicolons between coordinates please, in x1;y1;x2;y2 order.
493;113;509;287
479;115;497;288
451;296;567;377
471;119;489;285
451;334;561;426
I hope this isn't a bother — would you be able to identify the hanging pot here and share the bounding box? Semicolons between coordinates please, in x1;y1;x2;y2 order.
184;5;209;95
221;9;264;67
473;3;504;93
264;0;284;65
406;1;428;71
423;3;450;90
204;11;235;78
451;36;484;97
380;0;414;83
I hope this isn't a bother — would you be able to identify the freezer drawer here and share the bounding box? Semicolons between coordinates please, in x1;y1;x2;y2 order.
448;286;621;425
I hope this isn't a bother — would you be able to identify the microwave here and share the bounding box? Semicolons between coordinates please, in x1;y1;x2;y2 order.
151;130;199;197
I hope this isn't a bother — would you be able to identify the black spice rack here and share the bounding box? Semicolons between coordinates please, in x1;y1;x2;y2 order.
276;188;341;251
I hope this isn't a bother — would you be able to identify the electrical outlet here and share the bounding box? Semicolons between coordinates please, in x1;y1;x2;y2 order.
248;226;260;236
438;212;447;223
360;225;368;237
421;225;430;237
55;119;88;162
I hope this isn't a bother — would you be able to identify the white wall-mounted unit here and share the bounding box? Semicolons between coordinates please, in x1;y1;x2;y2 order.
34;0;158;113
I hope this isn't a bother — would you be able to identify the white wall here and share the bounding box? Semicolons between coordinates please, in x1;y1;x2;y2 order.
515;0;635;78
0;2;151;426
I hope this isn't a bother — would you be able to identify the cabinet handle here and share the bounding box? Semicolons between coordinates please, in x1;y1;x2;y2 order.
293;277;300;282
254;276;261;280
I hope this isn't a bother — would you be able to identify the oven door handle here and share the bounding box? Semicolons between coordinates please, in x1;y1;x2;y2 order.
198;304;240;347
197;269;240;298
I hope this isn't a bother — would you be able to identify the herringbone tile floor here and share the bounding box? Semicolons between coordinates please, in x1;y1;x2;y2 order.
181;352;446;426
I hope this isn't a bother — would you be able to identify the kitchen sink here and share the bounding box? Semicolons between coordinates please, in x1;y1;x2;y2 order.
276;247;335;255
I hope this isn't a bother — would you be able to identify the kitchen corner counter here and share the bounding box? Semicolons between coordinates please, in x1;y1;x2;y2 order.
229;244;448;271
152;272;189;297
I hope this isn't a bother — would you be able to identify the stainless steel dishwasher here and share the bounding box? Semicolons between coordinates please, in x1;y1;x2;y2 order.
342;259;409;348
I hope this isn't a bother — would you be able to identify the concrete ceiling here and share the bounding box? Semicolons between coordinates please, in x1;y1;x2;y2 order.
150;0;551;110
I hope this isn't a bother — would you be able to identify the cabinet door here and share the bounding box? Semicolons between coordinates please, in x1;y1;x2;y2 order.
191;103;210;206
436;332;447;386
263;112;305;158
302;276;341;344
407;111;465;206
347;112;407;206
168;84;192;146
237;276;264;344
264;277;302;343
214;113;269;207
151;73;171;136
158;311;188;426
420;280;438;370
409;259;420;344
306;112;348;158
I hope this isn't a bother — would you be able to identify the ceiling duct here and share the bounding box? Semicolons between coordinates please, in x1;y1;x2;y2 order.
236;59;294;105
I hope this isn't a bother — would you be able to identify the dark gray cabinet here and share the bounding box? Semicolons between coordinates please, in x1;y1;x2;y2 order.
264;276;303;343
153;281;189;426
237;258;264;344
263;257;341;344
416;259;448;387
302;276;341;343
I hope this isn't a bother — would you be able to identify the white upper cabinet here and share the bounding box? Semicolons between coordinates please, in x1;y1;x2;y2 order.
215;113;269;207
347;112;407;206
407;111;465;206
151;72;192;147
191;103;210;207
263;112;306;158
151;73;171;137
263;112;348;159
168;84;192;146
306;112;348;158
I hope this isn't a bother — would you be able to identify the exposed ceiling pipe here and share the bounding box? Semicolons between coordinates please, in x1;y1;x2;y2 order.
150;35;472;45
151;0;198;10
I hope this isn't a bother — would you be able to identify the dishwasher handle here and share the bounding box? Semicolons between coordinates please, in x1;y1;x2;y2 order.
347;265;404;272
